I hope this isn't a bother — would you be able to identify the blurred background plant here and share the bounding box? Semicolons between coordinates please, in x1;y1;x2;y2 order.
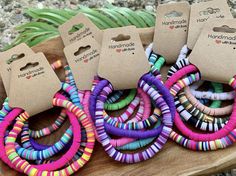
2;5;156;50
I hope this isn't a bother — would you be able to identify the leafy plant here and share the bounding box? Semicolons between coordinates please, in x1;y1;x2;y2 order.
4;5;156;50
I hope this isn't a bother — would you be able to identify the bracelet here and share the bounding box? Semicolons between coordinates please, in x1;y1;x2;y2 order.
177;80;228;129
151;49;227;124
65;66;142;147
190;85;235;101
20;64;128;158
111;109;161;148
179;90;229;124
21;121;73;152
0;62;81;164
29;109;67;138
104;89;137;111
0;63;92;168
150;49;230;136
85;46;166;151
0;61;71;136
184;86;232;116
18;66;89;164
170;129;235;151
1;94;81;171
106;90;123;104
65;65;128;111
1;84;80;161
167;46;232;122
103;88;152;131
153;50;225;111
190;82;223;109
104;94;141;123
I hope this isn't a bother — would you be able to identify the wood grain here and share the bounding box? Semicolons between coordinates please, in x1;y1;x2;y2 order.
0;31;235;176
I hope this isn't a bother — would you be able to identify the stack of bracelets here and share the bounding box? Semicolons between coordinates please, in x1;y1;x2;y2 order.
86;45;176;163
162;45;235;151
0;42;235;175
1;57;163;174
0;45;160;171
0;61;97;175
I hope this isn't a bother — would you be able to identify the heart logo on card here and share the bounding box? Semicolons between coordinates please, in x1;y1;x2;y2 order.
116;49;122;53
169;26;174;30
26;75;31;80
84;59;88;63
215;40;221;44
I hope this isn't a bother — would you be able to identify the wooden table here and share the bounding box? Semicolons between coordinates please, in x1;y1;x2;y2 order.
0;30;236;176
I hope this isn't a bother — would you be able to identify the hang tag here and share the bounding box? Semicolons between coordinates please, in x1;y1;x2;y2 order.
187;0;232;50
9;52;61;116
0;43;35;96
98;26;149;90
189;19;236;84
64;36;100;90
58;13;103;46
153;2;190;64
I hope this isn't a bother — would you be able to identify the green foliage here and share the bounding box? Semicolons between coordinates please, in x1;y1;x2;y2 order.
4;5;156;50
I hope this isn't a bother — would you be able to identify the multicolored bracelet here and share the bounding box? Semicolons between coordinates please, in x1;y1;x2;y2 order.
184;86;232;116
